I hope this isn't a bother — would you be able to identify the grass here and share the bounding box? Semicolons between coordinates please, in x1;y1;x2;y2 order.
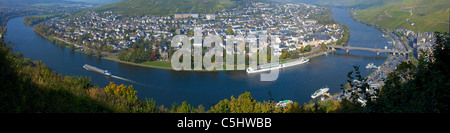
140;61;172;68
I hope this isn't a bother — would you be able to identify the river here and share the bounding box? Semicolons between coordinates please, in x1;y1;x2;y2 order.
5;7;391;107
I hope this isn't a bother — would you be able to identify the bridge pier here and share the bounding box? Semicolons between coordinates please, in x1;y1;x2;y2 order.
377;52;379;56
346;49;349;54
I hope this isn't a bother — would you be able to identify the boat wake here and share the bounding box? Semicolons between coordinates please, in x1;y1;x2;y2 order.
110;75;149;87
111;75;135;83
83;64;150;87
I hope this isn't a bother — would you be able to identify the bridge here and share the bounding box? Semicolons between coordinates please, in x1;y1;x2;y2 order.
327;45;409;56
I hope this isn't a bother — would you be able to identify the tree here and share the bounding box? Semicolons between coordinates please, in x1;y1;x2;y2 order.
321;43;327;51
286;50;300;59
168;46;174;60
208;99;230;113
229;92;256;113
197;104;205;113
104;82;138;102
366;32;450;113
280;49;287;59
299;46;305;53
94;49;102;58
304;45;311;52
151;49;159;61
225;27;234;35
172;101;194;113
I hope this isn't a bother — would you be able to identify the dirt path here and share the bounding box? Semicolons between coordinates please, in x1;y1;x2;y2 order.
384;10;392;18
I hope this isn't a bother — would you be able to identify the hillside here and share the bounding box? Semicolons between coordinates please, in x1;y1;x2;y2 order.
0;0;85;8
67;0;120;5
356;0;449;33
287;0;399;9
95;0;237;16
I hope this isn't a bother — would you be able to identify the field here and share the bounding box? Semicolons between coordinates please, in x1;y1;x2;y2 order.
356;0;449;33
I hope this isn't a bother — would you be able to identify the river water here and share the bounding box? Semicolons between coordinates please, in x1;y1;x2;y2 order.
5;7;391;106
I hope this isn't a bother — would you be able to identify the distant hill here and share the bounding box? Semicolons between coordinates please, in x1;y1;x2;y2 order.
356;0;449;33
0;0;120;8
286;0;449;33
95;0;239;16
285;0;398;9
0;0;82;8
67;0;120;5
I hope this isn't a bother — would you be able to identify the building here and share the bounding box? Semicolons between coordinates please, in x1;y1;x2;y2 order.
190;13;199;18
206;14;215;20
174;13;198;19
129;35;139;43
304;19;317;25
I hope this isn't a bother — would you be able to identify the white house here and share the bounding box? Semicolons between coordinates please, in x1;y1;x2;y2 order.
206;14;216;20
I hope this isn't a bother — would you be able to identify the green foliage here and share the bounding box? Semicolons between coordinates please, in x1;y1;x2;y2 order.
171;101;195;113
0;35;167;113
96;0;236;16
320;43;327;51
225;27;234;35
117;40;155;63
0;37;113;112
229;92;256;113
23;14;56;26
304;45;311;52
294;0;395;8
356;0;449;33
307;7;337;24
286;50;300;59
104;81;138;102
207;92;281;113
1;31;449;113
208;99;231;113
366;32;450;113
335;25;349;45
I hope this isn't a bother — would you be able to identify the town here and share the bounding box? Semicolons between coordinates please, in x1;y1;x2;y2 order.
36;2;346;66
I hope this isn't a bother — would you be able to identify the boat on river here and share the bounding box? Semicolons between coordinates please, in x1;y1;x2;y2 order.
366;63;379;69
246;64;281;74
311;87;329;99
83;64;112;76
276;100;293;108
246;57;309;73
281;57;309;68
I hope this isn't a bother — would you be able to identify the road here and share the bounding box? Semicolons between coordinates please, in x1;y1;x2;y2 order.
322;30;414;103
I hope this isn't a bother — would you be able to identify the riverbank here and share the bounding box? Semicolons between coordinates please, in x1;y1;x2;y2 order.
33;25;334;71
7;9;391;107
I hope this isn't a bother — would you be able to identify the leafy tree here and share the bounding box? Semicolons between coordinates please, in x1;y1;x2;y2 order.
225;27;234;35
229;92;256;113
280;49;288;59
104;82;138;102
171;101;195;113
304;45;311;52
366;32;450;113
286;50;300;59
208;99;231;113
320;43;327;51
